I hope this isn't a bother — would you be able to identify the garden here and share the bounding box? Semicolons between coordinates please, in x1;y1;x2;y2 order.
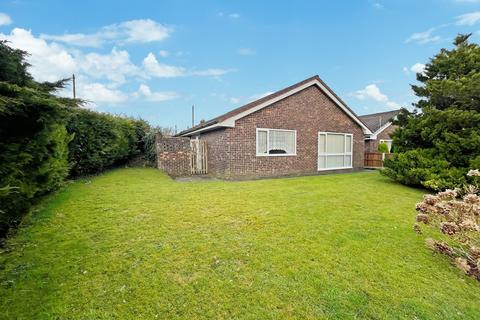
0;29;479;319
1;169;479;319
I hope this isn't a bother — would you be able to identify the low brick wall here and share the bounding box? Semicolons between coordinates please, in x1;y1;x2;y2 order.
156;135;191;177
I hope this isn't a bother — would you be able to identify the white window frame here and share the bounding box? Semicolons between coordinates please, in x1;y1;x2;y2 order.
379;139;393;153
256;128;297;157
317;132;353;171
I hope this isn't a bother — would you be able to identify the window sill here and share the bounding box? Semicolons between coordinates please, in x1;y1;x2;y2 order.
317;166;353;171
256;153;297;157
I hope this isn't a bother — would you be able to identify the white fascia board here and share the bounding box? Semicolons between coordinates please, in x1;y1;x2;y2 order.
367;121;393;140
179;123;229;137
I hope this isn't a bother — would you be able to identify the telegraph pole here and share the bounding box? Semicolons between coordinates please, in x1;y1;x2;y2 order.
191;105;195;127
72;74;76;99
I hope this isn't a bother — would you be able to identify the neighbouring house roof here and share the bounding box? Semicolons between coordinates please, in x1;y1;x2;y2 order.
359;109;401;137
177;75;372;136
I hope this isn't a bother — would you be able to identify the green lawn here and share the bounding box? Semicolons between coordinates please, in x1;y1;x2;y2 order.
0;168;479;319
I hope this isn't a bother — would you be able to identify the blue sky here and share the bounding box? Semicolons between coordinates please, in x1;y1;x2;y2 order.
0;0;479;131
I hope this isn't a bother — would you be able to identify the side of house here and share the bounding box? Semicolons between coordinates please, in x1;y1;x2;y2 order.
177;76;372;179
360;110;401;153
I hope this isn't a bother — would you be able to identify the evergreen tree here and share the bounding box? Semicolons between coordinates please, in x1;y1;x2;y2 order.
0;41;76;236
383;34;480;190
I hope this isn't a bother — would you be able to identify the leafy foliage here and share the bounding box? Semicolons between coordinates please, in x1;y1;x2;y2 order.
0;81;72;236
0;41;33;87
66;109;145;176
383;34;480;190
383;150;467;191
0;41;150;237
142;126;174;166
377;142;389;153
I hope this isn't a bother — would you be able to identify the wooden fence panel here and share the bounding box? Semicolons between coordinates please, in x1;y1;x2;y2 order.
364;152;392;168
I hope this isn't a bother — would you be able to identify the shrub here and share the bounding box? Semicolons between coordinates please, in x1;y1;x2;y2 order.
414;169;480;280
0;82;71;236
66;109;144;176
378;142;389;153
143;126;174;166
143;129;160;166
382;149;467;191
0;41;152;237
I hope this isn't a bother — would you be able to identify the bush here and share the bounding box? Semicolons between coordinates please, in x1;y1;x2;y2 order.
413;170;480;281
382;149;467;191
0;41;152;237
142;126;174;166
0;82;71;236
378;142;389;153
66;109;144;176
143;129;159;166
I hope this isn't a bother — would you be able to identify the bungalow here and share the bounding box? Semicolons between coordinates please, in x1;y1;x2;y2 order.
360;110;401;153
175;75;373;179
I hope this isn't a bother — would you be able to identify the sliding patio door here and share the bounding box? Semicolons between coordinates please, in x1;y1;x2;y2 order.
318;132;353;171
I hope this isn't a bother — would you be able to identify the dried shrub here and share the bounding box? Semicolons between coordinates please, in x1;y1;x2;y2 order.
415;170;480;280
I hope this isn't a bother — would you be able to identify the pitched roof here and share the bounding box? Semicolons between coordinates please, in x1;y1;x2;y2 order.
177;75;371;136
359;109;401;134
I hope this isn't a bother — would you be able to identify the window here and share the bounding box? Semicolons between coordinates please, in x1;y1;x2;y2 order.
379;139;392;153
318;132;353;170
256;128;296;156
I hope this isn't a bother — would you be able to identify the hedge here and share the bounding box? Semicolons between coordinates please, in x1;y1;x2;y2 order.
66;109;146;177
0;41;153;238
0;99;149;237
0;82;71;237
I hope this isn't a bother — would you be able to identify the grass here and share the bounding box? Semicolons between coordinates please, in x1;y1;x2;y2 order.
0;168;479;319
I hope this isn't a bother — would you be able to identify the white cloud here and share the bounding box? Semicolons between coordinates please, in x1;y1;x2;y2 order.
386;101;402;109
40;33;106;48
353;84;402;110
41;19;171;47
403;63;426;75
0;13;12;26
353;84;388;102
191;68;233;77
0;28;76;82
119;19;171;43
410;62;426;74
142;52;186;78
143;53;233;78
218;12;240;19
80;48;139;84
212;90;275;106
405;28;441;44
1;29;232;84
229;97;241;104
1;24;232;109
238;48;255;55
158;50;169;57
455;11;480;25
134;84;178;102
248;91;274;101
80;82;128;105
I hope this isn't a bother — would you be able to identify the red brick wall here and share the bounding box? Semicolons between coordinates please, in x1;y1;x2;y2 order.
200;85;365;179
197;129;230;177
156;135;192;177
365;124;397;152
